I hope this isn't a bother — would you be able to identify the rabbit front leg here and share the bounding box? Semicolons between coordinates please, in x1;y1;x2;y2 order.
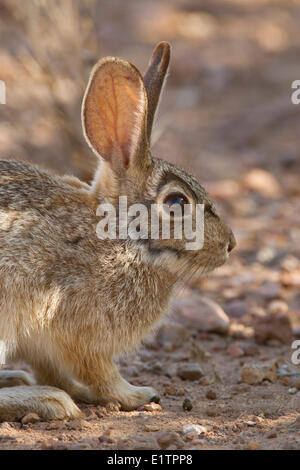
75;357;158;411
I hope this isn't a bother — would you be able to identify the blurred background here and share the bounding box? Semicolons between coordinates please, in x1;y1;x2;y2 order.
0;0;300;331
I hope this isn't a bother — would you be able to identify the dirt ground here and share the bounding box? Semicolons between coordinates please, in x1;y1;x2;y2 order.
1;0;300;450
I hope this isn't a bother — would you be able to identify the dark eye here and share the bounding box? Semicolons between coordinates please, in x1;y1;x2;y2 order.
163;193;188;208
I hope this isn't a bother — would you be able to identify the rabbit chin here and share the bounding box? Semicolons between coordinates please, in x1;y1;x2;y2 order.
135;242;228;278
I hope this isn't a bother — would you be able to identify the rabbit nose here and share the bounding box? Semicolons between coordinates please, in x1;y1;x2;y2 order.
227;232;236;253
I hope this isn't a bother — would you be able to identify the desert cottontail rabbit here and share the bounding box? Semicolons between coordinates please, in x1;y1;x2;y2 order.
0;42;235;421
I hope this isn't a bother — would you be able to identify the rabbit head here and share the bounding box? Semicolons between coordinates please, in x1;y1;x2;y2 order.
82;42;235;279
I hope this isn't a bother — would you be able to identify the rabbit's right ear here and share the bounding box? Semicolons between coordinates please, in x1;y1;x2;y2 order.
82;57;150;178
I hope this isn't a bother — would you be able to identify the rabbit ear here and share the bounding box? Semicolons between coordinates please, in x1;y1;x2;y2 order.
144;42;170;143
82;57;149;175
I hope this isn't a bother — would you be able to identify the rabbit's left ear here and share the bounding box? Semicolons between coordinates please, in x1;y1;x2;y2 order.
144;42;170;143
82;57;150;176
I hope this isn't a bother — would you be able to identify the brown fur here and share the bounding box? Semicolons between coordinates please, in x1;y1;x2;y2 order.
0;43;235;420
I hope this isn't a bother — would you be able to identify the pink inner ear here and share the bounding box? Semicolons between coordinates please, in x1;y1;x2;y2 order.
82;59;146;171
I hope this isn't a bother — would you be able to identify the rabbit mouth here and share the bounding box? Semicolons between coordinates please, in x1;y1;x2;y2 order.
134;239;229;280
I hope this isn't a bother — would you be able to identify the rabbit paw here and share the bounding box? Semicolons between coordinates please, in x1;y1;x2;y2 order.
0;385;84;421
116;383;159;411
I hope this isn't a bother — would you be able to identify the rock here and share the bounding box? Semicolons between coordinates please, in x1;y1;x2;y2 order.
21;413;41;425
105;402;121;412
290;378;300;390
164;384;177;396
229;323;254;339
84;408;98;420
183;424;207;440
182;398;193;411
156;431;184;450
241;360;278;384
125;366;139;377
242;168;282;199
227;343;244;358
280;255;299;271
257;246;277;264
199;377;210;386
220;394;232;400
224;300;248;319
69;443;92;450
206;406;218;417
294;415;300;428
247;441;260;450
156;321;189;351
46;421;66;430
133;437;159;450
172;293;230;334
268;300;288;316
41;440;70;450
98;427;115;444
254;314;292;344
165;363;178;378
95;406;108;418
206;389;217;400
293;327;300;338
267;431;277;439
116;438;132;450
257;281;280;300
144;424;160;432
233;384;251;393
140;402;162;412
0;422;11;429
177;363;204;381
145;361;163;375
67;419;90;431
243;344;260;357
288;387;297;395
280;270;300;288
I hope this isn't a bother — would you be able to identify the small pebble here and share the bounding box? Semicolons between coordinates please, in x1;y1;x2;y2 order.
248;441;260;450
125;366;139;377
156;431;184;450
294;415;300;428
0;422;11;429
144;424;160;432
183;398;193;411
67;419;91;430
46;421;66;430
243;344;260;357
164;385;177;396
21;413;41;425
106;402;121;412
227;343;244;358
206;389;217;400
183;424;207;437
140;402;162;412
177;363;204;381
206;406;218;417
267;299;288;316
290;378;300;390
